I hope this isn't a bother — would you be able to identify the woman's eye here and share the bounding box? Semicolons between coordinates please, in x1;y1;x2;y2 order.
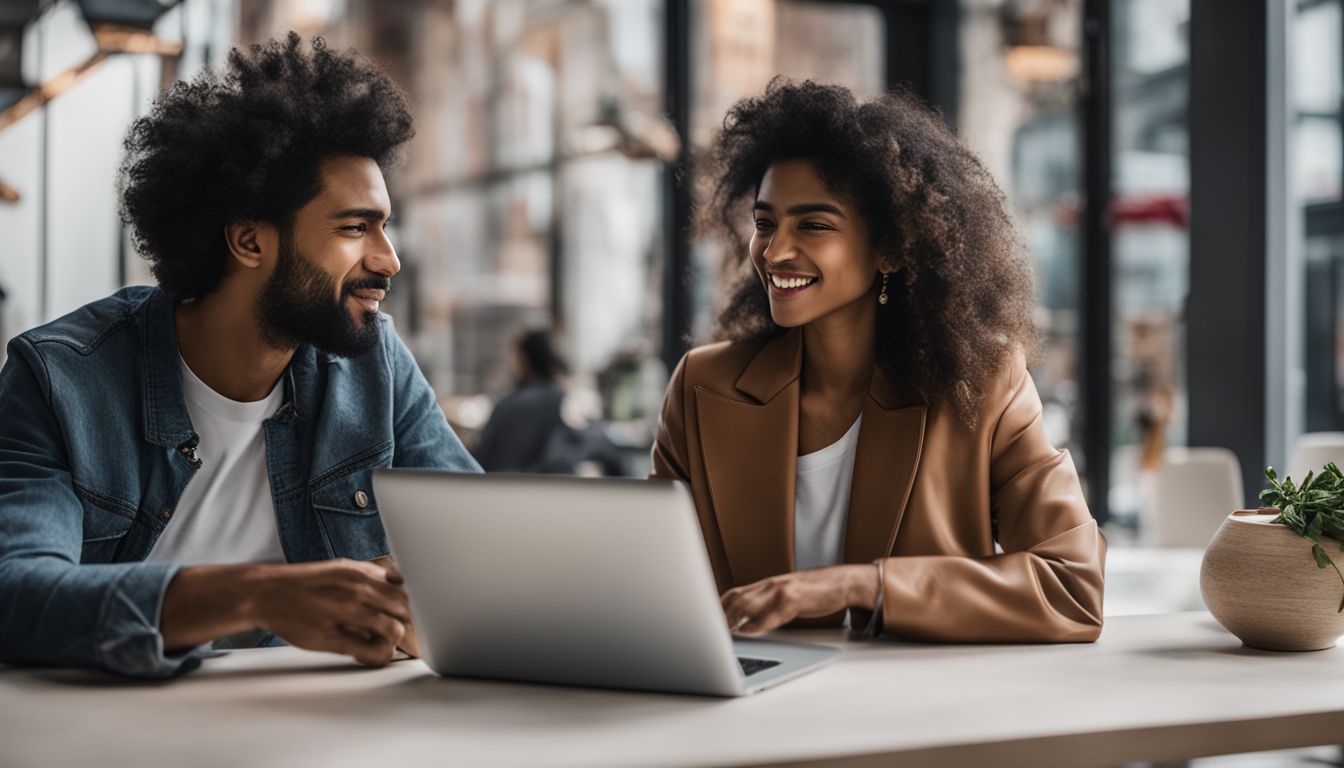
754;218;775;231
800;221;834;231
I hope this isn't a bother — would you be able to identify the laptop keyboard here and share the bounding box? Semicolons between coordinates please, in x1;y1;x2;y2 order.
737;656;781;677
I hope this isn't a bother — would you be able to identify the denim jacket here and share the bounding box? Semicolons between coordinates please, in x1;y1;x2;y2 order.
0;286;480;677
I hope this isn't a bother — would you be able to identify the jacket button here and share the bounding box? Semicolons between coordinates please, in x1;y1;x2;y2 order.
161;507;173;520
353;490;369;509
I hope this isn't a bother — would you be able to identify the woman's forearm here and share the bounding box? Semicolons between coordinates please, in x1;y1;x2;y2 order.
844;563;880;609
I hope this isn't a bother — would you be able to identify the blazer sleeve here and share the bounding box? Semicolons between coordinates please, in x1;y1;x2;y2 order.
878;357;1107;643
649;353;691;482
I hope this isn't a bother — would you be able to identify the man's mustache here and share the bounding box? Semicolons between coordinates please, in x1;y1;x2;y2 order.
343;277;391;294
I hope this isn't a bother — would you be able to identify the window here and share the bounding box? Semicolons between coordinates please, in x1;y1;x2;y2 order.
245;2;670;434
1298;0;1344;432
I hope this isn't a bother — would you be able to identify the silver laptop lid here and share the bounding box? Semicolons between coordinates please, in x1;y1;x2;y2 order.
372;470;745;695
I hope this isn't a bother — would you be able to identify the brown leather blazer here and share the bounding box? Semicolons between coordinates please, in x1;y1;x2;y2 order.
650;328;1105;643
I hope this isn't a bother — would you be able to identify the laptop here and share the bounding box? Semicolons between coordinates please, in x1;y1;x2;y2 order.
372;470;840;696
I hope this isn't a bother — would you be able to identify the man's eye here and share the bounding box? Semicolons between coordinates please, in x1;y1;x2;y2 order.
340;224;367;233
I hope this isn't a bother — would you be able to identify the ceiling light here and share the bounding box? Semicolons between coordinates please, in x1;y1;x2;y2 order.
74;0;176;31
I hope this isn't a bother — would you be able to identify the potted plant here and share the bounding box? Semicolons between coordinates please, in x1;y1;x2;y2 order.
1260;462;1344;611
1199;462;1344;651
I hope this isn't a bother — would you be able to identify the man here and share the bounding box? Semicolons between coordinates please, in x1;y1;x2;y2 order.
0;34;479;678
473;329;569;472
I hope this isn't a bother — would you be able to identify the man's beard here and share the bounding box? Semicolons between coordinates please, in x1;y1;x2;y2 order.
255;234;388;359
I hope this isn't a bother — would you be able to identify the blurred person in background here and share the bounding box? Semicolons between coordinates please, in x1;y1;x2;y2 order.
474;329;626;476
473;329;570;473
0;34;480;679
652;79;1105;642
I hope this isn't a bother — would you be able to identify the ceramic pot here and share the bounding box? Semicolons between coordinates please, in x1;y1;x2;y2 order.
1200;508;1344;651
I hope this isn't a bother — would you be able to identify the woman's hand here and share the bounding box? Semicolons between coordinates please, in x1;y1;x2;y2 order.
721;564;878;634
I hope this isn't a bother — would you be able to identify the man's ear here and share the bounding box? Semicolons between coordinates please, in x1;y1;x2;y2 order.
224;220;271;269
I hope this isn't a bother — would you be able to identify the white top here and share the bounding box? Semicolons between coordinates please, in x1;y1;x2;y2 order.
145;357;287;566
793;415;862;572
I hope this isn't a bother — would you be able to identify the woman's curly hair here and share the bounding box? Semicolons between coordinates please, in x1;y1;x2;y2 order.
119;33;413;300
702;79;1038;427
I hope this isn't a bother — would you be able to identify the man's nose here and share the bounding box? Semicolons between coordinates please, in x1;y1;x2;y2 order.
366;237;400;277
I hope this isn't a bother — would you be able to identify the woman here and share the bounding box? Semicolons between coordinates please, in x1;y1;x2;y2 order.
651;80;1105;642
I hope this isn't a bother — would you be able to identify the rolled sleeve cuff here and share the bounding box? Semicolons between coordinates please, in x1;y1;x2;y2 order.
95;562;206;678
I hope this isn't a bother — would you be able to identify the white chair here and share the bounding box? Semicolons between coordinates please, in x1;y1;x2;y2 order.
1150;447;1244;548
1288;432;1344;481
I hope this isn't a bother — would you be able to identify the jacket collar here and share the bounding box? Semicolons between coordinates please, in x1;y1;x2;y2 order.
700;328;926;585
140;289;195;449
734;329;803;404
139;288;310;449
734;328;911;409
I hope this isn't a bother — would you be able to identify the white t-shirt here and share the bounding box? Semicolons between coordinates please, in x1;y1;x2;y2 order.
144;357;287;566
794;415;862;572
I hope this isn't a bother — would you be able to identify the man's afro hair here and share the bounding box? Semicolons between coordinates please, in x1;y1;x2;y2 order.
119;33;414;299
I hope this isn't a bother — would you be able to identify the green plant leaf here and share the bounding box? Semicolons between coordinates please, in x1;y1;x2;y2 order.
1313;544;1331;568
1307;513;1324;543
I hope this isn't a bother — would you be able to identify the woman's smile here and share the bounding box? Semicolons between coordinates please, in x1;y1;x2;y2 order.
767;271;820;297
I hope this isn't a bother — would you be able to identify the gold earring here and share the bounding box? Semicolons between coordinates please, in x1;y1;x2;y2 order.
878;272;889;305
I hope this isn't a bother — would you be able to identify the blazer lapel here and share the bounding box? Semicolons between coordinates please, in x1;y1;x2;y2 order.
843;372;927;564
695;330;802;586
694;331;927;582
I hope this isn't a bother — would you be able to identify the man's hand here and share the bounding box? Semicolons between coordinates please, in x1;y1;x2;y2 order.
161;559;411;667
720;564;878;634
250;559;409;666
366;555;420;658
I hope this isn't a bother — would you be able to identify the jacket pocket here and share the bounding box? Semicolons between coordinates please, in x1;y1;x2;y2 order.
310;444;392;559
74;483;136;563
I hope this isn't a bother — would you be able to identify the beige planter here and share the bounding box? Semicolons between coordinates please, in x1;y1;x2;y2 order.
1200;508;1344;651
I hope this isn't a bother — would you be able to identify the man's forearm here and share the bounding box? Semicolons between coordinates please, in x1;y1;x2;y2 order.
160;564;268;652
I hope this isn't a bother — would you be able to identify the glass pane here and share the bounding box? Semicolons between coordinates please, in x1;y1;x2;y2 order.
1303;234;1344;430
1109;0;1190;538
1294;0;1343;206
558;154;666;394
959;0;1190;535
244;1;667;470
1297;117;1343;204
958;0;1087;492
1296;0;1344;434
1295;0;1341;115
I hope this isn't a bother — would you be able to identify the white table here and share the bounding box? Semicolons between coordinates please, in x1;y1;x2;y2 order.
3;613;1342;768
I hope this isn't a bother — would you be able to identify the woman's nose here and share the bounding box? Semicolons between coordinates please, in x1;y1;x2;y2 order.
761;230;795;263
